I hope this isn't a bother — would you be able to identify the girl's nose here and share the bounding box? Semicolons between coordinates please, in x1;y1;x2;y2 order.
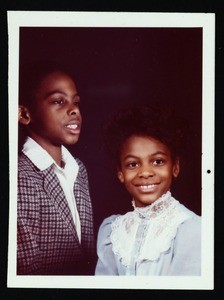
138;167;154;178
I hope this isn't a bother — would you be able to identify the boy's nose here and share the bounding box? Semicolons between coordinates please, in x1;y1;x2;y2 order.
68;104;80;115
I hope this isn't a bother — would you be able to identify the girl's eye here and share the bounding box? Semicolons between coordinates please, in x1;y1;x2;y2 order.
152;159;164;166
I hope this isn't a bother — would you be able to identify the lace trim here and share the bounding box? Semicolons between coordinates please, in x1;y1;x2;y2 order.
110;192;191;267
132;191;172;219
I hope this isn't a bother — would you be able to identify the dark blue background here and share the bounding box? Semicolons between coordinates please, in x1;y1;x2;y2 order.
19;26;202;235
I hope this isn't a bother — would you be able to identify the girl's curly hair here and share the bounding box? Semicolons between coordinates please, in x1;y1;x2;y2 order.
103;104;190;167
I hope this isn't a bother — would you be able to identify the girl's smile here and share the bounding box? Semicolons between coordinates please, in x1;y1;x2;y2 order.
136;183;159;193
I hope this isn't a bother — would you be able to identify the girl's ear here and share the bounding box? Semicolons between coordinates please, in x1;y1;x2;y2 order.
18;105;31;125
117;170;124;183
173;159;180;178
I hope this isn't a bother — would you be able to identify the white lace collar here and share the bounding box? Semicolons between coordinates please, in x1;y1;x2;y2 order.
132;191;173;219
110;191;191;267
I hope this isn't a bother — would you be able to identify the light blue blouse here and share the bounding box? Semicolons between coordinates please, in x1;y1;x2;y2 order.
95;199;201;276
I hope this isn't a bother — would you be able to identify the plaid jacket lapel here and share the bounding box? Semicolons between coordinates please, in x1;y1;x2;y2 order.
42;166;80;242
74;159;95;259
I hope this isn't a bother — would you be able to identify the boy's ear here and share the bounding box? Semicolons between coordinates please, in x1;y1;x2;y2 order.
117;170;124;183
173;159;180;178
18;105;31;125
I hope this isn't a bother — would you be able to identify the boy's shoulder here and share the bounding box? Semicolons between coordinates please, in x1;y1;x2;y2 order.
75;156;85;168
18;152;35;172
18;153;43;183
73;156;88;177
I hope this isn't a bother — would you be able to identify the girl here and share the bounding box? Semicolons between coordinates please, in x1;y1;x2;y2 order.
95;105;201;276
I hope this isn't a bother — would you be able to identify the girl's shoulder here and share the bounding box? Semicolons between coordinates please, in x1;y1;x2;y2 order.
99;211;134;229
179;203;201;222
99;214;121;230
177;204;201;238
97;214;120;245
97;211;136;244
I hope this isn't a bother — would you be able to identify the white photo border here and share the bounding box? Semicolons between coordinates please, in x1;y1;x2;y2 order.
7;11;215;290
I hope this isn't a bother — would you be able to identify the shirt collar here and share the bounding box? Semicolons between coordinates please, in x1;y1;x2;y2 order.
22;137;79;180
22;137;55;170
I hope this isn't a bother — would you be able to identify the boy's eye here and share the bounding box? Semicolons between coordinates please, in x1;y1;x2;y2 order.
126;162;139;168
74;96;80;106
53;98;65;105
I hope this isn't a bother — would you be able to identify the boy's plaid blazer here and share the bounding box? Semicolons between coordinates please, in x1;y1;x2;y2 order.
17;153;95;275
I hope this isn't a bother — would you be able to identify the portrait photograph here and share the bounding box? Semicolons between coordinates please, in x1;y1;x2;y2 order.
7;11;214;290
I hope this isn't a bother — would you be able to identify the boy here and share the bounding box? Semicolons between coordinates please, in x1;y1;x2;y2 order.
17;61;95;275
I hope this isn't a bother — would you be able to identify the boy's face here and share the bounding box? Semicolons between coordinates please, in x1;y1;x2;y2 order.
117;135;180;207
20;71;82;148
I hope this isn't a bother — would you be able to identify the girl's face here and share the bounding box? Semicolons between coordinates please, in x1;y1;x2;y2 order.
20;71;82;149
117;135;180;207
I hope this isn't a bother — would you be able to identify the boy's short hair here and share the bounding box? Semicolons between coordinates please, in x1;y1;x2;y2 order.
19;60;74;109
103;104;190;166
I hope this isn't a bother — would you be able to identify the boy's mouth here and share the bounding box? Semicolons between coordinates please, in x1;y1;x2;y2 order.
65;124;78;130
64;122;81;134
